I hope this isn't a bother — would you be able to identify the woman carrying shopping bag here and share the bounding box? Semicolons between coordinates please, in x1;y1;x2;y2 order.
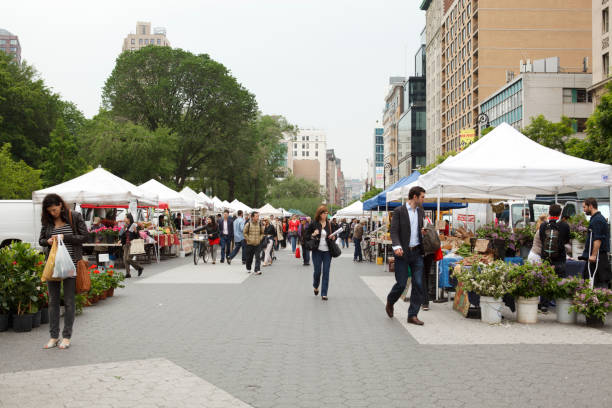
121;214;144;278
262;218;277;266
304;205;339;301
39;194;88;350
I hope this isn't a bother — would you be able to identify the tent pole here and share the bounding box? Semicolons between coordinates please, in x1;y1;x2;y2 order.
384;201;388;271
609;186;612;256
554;193;558;205
436;186;441;301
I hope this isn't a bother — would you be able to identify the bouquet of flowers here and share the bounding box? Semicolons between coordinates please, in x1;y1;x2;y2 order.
570;285;612;321
568;214;589;244
452;260;514;299
551;276;584;300
507;262;558;299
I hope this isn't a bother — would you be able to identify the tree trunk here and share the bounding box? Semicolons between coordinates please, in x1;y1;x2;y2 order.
227;178;235;202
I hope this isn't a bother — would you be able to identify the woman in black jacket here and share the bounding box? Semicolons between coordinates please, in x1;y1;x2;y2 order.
121;213;143;278
304;205;339;300
204;216;220;264
39;194;88;350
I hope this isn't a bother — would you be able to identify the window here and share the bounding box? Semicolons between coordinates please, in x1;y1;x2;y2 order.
315;151;318;157
139;39;143;45
306;151;309;157
131;38;135;44
571;118;587;132
604;53;610;77
315;144;318;149
293;151;297;157
302;152;305;157
0;40;5;44
10;39;17;45
306;136;309;141
293;143;297;149
144;39;149;45
604;8;610;34
157;39;161;45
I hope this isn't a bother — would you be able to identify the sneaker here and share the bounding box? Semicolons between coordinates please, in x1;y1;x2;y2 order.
255;271;262;275
246;270;251;273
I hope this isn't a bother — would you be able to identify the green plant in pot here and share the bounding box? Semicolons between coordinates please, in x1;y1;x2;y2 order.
551;276;583;323
507;262;558;324
570;284;612;328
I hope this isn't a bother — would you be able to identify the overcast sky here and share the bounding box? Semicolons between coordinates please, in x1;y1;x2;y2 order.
3;0;424;180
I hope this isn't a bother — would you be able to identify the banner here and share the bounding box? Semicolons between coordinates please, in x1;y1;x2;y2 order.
460;128;475;150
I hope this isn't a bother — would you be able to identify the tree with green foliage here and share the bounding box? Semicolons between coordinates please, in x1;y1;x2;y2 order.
102;46;258;188
481;126;495;136
0;143;42;199
0;53;62;167
521;115;575;152
583;84;612;165
361;187;382;201
420;151;457;174
79;112;178;186
266;175;323;217
40;119;89;187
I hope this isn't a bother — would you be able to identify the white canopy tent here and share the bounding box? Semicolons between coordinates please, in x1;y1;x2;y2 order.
334;200;365;218
197;192;214;210
221;200;232;211
179;187;208;209
139;179;193;210
256;203;283;217
32;167;158;206
278;208;292;217
211;196;225;212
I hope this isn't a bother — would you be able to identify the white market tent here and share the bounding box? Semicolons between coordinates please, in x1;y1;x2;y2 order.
334;200;365;218
278;208;292;217
388;123;612;202
139;179;193;210
221;200;232;210
197;192;214;210
179;187;208;209
211;196;225;212
257;203;283;217
32;167;158;206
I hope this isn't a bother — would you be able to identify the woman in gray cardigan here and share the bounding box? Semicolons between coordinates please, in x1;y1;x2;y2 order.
39;194;88;350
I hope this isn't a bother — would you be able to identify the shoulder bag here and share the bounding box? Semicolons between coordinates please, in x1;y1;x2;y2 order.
69;211;91;293
328;238;342;258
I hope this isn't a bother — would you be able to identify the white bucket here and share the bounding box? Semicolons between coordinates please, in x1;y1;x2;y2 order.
571;240;585;259
556;298;577;324
179;250;186;258
480;296;503;324
516;296;539;324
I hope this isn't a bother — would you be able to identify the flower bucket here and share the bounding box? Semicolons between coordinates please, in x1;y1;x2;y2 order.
12;314;33;332
0;314;8;332
571;240;585;259
586;315;605;328
555;298;577;324
519;246;530;259
107;288;114;297
516;296;539;324
480;296;503;324
493;239;506;260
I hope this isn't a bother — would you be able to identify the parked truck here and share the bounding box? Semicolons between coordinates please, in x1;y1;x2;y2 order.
0;200;41;249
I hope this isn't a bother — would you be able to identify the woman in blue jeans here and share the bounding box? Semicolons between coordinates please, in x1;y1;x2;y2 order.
305;205;338;300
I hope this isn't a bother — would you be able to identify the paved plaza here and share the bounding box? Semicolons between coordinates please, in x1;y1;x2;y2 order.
2;246;612;407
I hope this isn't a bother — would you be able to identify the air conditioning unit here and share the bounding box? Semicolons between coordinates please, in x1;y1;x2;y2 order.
506;70;515;83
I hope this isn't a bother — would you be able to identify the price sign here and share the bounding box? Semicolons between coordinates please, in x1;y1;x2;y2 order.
457;214;475;222
474;239;489;253
98;253;110;262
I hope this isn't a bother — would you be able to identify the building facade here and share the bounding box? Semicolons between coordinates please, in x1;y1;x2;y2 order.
0;29;21;64
372;127;384;188
291;129;327;194
437;0;592;153
122;22;170;52
398;76;427;177
326;149;337;205
382;77;405;187
590;0;611;106
421;0;444;164
479;68;593;135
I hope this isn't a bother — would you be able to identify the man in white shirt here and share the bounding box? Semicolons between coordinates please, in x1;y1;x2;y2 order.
386;186;427;325
218;210;234;264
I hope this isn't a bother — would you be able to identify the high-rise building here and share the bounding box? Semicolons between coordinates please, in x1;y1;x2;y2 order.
326;149;337;205
372;127;384;188
421;0;444;164
0;28;21;64
122;22;170;52
382;77;405;186
479;60;593;136
590;0;611;105
291;129;327;195
432;0;592;154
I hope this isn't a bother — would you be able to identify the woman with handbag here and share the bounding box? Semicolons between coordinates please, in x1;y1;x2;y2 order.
305;205;339;301
39;194;88;350
205;215;220;264
262;218;277;266
121;213;143;278
288;215;300;253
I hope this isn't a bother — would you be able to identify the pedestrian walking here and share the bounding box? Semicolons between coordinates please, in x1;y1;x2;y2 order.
244;211;265;275
218;210;234;264
121;213;144;278
205;216;220;264
339;218;350;248
228;210;246;265
305;205;339;300
39;193;88;350
331;218;339;234
288;215;300;253
299;218;311;266
386;186;427;326
353;220;364;262
262;218;276;266
581;198;611;288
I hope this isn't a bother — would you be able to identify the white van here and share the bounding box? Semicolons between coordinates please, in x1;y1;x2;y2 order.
0;200;41;249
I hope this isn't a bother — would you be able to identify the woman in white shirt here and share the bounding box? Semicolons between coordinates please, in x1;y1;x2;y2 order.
304;205;338;300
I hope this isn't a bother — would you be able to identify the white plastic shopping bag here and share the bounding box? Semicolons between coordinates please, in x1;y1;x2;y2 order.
52;237;76;279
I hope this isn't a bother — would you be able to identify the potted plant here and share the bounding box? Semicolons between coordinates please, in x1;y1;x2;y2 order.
476;223;512;259
38;290;49;324
568;214;588;258
453;260;514;324
570;285;612;328
105;265;125;297
514;225;535;258
551;276;583;324
507;262;558;324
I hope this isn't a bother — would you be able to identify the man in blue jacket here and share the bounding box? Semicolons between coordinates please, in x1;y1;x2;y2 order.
229;210;246;264
218;210;234;264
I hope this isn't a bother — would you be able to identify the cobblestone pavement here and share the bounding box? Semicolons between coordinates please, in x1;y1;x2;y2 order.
1;246;612;407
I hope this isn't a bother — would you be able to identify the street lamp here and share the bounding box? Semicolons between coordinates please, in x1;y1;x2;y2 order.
383;162;393;190
477;112;490;136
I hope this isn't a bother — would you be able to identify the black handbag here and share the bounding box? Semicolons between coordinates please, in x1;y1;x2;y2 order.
329;239;342;258
305;238;318;251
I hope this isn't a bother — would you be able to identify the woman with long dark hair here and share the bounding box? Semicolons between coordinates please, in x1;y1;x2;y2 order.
305;205;338;301
205;215;220;264
121;213;143;278
39;194;88;350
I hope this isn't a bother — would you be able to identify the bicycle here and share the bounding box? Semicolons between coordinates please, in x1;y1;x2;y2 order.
193;233;210;265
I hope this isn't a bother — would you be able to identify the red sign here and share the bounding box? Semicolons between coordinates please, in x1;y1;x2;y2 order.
457;214;475;222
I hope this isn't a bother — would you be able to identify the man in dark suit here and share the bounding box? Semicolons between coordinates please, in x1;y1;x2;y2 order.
218;209;234;264
386;186;427;325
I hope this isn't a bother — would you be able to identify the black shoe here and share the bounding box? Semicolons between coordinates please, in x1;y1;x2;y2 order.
125;273;132;278
220;259;224;263
137;267;143;277
227;258;231;265
303;263;310;266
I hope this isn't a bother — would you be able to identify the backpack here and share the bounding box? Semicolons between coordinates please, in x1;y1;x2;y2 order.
422;224;441;255
542;222;563;261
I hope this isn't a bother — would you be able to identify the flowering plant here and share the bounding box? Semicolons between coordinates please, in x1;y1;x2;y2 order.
551;276;584;300
570;285;612;320
568;214;589;244
514;224;536;248
476;223;512;242
452;260;514;299
506;262;558;298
